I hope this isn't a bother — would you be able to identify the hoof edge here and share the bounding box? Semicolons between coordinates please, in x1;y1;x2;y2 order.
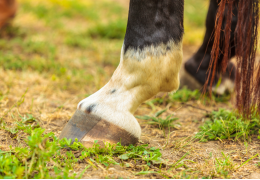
59;109;139;148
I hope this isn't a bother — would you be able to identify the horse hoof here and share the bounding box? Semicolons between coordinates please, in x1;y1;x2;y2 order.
59;109;139;148
179;67;203;91
180;60;235;95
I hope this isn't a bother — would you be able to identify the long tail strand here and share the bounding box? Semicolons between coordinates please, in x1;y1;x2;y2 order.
235;0;259;117
204;0;228;97
207;0;260;118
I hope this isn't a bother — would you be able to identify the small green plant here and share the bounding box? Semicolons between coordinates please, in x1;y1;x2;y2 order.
214;152;235;178
170;87;201;102
1;114;40;136
195;109;260;142
0;128;77;179
0;113;168;178
170;87;231;103
145;97;165;111
136;109;178;130
204;152;258;178
119;144;163;166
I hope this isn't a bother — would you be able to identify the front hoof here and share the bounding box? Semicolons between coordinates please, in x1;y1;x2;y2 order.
59;110;139;148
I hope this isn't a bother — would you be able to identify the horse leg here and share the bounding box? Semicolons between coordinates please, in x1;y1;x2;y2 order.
59;0;184;147
180;0;238;94
0;0;17;29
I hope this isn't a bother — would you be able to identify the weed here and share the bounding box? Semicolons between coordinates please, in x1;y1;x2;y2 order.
118;144;163;166
212;152;258;178
0;128;77;178
195;109;260;142
1;114;40;136
1;111;171;177
0;113;168;178
170;87;201;102
170;87;230;103
214;152;235;178
145;97;165;111
74;141;164;174
148;97;165;105
136;109;178;130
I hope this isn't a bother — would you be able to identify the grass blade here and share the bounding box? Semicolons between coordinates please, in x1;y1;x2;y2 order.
237;154;258;169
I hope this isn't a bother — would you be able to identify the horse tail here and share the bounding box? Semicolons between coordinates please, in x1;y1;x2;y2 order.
206;0;260;118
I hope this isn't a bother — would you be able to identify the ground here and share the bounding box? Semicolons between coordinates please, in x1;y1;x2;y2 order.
0;0;260;179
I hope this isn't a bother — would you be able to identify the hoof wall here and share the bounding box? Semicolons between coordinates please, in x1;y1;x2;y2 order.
59;110;138;148
179;68;203;91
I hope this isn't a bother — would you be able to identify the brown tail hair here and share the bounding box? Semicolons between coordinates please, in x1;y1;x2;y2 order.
206;0;260;118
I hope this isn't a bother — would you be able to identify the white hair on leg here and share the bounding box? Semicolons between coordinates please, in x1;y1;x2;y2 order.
78;40;183;139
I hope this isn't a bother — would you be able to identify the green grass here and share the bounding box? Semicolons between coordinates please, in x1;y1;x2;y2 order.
183;0;208;45
0;0;207;90
20;0;125;31
65;33;91;49
170;86;231;103
0;127;78;179
184;0;208;28
136;109;178;130
170;87;201;102
201;152;236;179
0;91;169;178
195;109;260;142
0;0;126;72
88;19;127;39
21;1;99;27
0;111;169;178
202;152;259;179
214;152;235;178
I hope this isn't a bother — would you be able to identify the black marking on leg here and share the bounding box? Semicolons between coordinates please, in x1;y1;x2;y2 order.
85;104;96;114
124;0;184;53
110;89;116;94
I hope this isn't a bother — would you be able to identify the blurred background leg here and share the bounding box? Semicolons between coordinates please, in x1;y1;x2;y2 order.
0;0;17;29
180;0;238;94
